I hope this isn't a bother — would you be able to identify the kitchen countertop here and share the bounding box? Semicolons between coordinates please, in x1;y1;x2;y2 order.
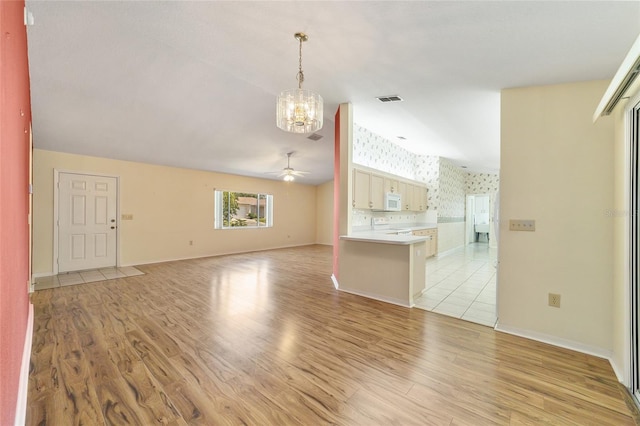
340;223;437;245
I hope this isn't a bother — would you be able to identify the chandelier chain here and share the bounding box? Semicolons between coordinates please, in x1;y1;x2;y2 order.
297;36;304;89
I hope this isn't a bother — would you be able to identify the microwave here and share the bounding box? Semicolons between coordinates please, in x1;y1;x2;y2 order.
384;192;402;211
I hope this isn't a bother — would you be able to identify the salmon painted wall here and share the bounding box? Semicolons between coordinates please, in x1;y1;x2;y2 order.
0;1;32;424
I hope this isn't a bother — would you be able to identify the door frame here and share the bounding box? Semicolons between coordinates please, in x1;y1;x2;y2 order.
465;195;475;245
53;169;120;275
625;93;638;399
466;193;492;245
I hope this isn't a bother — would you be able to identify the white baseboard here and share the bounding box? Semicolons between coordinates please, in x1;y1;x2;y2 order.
35;244;320;272
31;271;54;280
337;287;411;308
494;322;613;361
14;303;33;426
610;357;626;384
118;243;318;267
331;274;339;289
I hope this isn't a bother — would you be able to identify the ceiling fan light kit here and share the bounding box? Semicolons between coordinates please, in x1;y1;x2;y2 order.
276;32;323;134
267;152;310;182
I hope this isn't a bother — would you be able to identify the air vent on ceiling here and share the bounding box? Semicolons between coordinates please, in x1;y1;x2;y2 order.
307;133;323;141
376;95;403;103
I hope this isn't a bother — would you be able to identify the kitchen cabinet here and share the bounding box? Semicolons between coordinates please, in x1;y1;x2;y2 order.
384;177;399;194
353;169;385;210
370;174;385;210
353;166;427;212
353;169;371;209
398;181;410;210
413;228;438;257
413;185;426;211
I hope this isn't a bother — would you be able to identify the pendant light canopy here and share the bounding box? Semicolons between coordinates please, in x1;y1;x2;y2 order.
276;33;323;134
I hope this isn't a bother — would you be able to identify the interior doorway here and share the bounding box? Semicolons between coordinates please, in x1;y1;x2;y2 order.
466;194;492;245
54;171;119;273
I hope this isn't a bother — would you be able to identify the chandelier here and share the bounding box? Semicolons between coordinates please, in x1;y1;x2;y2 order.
276;33;323;134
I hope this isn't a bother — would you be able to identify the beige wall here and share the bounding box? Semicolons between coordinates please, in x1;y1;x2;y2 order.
33;149;319;275
315;180;334;245
499;80;614;353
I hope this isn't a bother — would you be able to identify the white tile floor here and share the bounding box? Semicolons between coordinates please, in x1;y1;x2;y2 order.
414;242;498;327
33;266;144;290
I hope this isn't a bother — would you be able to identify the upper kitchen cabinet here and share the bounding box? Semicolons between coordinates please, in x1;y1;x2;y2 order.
384;177;399;194
353;169;385;210
352;166;427;212
413;185;427;211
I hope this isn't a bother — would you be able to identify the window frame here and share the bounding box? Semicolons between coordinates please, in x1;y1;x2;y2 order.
214;190;273;229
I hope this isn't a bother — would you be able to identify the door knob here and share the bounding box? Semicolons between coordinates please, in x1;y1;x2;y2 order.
111;219;116;223
111;226;116;229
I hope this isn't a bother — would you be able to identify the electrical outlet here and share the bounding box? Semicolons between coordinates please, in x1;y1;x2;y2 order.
548;293;561;308
189;240;193;246
509;219;535;231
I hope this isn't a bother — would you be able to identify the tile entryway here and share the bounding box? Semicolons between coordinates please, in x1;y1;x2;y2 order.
414;243;497;327
33;266;144;290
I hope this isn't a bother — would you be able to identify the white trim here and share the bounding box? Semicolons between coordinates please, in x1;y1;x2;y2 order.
621;91;640;389
337;287;411;308
53;170;120;274
118;243;318;268
31;271;55;279
594;33;640;121
611;357;626;384
14;303;33;426
331;274;339;289
495;323;612;361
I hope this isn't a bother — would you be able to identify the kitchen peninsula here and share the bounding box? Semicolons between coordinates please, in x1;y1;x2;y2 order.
338;225;435;307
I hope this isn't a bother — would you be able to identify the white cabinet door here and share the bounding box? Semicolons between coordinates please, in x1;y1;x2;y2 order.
370;173;385;210
353;169;372;209
58;173;117;272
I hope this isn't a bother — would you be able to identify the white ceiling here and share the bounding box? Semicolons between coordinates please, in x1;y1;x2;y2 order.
26;1;640;185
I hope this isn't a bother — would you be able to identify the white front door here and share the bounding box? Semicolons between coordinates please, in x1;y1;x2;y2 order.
58;172;117;272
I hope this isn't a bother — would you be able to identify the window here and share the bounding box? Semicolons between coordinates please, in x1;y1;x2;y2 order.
214;190;273;229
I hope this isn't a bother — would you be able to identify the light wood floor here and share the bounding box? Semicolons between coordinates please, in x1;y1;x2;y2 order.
28;245;639;425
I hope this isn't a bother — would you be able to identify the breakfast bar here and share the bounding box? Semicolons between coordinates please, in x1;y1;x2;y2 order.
337;232;428;307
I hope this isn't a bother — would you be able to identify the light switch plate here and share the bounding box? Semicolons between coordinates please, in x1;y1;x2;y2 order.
121;213;133;220
509;219;535;231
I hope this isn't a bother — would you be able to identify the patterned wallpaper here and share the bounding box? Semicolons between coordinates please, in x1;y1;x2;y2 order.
352;124;495;219
415;155;440;211
352;124;416;180
438;158;466;219
465;172;500;195
353;124;441;210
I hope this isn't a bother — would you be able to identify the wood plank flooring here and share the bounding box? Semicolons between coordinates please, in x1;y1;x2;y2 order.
28;245;638;425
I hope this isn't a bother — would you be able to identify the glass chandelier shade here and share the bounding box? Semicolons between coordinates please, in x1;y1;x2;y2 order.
276;33;323;134
283;173;295;182
276;88;323;133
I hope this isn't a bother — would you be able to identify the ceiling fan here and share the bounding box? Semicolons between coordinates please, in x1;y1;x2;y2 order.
268;152;309;182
